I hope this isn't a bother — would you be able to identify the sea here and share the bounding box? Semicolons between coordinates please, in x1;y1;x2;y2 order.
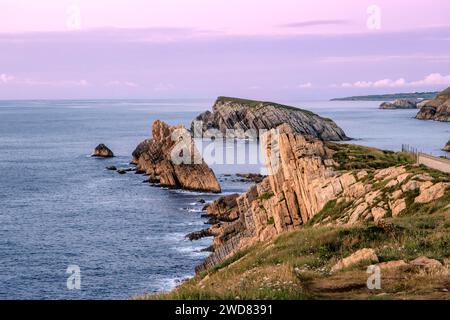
0;99;448;299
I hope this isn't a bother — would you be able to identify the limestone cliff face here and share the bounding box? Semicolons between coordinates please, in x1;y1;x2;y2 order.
191;97;348;141
196;127;449;272
132;120;221;193
416;87;450;122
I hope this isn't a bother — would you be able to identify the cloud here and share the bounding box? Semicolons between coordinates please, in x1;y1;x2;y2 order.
280;20;350;28
0;73;15;83
0;74;89;87
319;55;450;64
297;82;312;88
337;73;450;89
105;80;138;87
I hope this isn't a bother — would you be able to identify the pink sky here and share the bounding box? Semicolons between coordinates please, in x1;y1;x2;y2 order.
1;0;450;99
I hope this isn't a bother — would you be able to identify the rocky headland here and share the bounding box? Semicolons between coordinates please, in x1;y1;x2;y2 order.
191;97;348;141
131;120;221;193
379;99;419;109
144;124;450;300
194;126;450;272
416;87;450;122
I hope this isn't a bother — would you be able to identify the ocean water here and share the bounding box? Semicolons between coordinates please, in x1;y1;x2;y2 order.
0;99;448;300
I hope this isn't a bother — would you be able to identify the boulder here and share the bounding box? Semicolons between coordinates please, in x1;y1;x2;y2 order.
390;198;406;217
410;256;445;273
131;120;221;193
331;248;379;273
415;182;449;204
377;260;408;270
92;144;114;158
191;96;349;141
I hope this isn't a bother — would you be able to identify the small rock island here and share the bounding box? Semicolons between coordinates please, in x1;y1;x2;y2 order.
92;144;114;158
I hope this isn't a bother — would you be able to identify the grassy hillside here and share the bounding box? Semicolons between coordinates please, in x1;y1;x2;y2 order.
215;96;317;117
437;87;450;98
138;145;450;300
142;203;449;300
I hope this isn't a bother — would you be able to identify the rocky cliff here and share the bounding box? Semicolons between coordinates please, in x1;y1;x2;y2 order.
416;87;450;122
191;97;348;141
379;99;419;109
132;120;221;193
195;126;450;272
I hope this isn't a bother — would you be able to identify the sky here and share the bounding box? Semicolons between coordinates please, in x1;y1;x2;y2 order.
1;0;450;99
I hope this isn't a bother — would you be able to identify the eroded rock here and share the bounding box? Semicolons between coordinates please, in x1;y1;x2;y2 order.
132;120;221;193
92;144;114;158
331;248;379;273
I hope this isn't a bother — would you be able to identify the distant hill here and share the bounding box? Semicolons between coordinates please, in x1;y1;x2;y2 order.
331;92;439;101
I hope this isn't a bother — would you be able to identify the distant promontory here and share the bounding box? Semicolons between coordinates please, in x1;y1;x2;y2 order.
331;92;438;101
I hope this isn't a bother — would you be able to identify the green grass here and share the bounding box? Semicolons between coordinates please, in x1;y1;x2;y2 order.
216;96;317;117
326;143;414;170
307;199;352;225
144;203;449;300
258;191;275;201
437;87;450;98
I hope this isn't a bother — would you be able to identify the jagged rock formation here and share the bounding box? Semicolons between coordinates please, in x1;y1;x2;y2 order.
195;126;450;272
131;120;221;193
416;87;450;122
379;99;419;109
191;97;348;141
92;144;114;157
443;140;450;152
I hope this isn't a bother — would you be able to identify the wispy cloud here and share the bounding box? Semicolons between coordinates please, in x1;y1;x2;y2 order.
280;19;350;28
336;73;450;89
297;82;313;88
0;74;90;87
320;54;450;64
105;80;138;87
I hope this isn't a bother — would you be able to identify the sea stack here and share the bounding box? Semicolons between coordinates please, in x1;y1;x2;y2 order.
132;120;221;193
92;144;114;158
416;87;450;122
191;96;348;141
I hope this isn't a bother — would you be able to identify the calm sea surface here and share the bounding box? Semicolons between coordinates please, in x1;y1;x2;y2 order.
0;99;448;299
